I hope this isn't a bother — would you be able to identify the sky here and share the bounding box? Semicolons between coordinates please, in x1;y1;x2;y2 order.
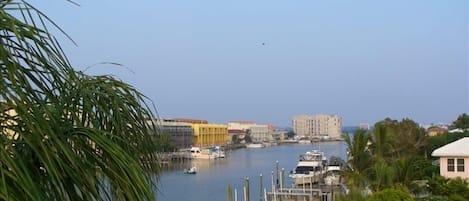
29;0;468;127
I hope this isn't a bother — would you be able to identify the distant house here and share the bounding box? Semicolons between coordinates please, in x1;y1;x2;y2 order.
431;137;469;180
427;126;448;136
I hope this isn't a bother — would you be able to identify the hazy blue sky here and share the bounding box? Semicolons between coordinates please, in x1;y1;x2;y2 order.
31;0;468;127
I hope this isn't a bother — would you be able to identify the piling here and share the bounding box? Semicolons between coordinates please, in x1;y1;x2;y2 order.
280;168;285;189
275;161;279;188
259;174;263;201
245;177;250;201
227;184;233;201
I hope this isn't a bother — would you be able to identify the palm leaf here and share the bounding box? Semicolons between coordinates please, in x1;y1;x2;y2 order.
1;1;160;200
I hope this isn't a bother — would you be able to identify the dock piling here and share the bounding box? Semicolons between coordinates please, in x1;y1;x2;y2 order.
259;174;263;201
245;177;250;201
227;184;233;201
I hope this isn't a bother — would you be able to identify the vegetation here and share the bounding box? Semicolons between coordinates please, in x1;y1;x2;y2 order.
453;113;469;129
286;130;296;139
154;134;177;152
1;1;159;200
340;114;469;200
366;188;414;201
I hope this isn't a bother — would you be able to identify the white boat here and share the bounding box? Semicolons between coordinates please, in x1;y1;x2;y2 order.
246;142;265;148
324;156;344;185
289;150;327;186
298;139;312;144
211;146;226;158
184;166;197;174
189;147;216;159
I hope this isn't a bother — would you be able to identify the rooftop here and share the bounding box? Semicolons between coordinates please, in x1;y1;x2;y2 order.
431;137;469;157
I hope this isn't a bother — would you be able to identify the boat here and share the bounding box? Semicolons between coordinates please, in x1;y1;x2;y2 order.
298;138;312;144
246;142;265;148
184;166;197;174
289;150;327;186
189;147;216;159
211;146;226;158
324;156;344;185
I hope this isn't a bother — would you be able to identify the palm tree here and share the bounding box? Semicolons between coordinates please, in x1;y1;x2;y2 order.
1;1;159;200
342;129;373;188
369;121;394;160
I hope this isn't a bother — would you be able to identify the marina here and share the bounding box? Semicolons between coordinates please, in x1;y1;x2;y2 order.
155;141;347;201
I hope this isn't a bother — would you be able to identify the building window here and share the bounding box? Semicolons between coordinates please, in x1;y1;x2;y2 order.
448;159;455;172
457;159;465;172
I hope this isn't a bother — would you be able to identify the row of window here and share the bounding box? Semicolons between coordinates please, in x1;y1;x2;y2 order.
448;158;465;172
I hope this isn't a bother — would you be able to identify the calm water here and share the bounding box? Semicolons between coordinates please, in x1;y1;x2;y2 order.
155;141;347;201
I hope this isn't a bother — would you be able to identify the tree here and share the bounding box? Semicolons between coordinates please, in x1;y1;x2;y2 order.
366;188;414;201
370;121;394;160
231;134;241;144
155;133;176;152
342;129;373;188
0;1;159;200
453;113;469;129
286;130;296;139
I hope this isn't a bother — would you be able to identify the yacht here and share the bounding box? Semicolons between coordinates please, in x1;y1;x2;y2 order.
246;142;265;148
324;155;344;185
298;138;312;144
189;147;216;159
211;146;226;158
289;150;327;186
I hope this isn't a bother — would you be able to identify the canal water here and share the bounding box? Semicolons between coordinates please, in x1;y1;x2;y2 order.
155;141;347;201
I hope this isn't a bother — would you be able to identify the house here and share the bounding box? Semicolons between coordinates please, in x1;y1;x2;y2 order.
431;137;469;179
427;126;448;137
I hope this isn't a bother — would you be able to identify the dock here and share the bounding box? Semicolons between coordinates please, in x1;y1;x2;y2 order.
158;151;192;165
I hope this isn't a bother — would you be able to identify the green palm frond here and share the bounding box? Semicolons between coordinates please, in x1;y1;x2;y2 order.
1;1;160;200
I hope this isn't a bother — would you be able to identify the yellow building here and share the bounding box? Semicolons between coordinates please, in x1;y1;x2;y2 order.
191;123;228;147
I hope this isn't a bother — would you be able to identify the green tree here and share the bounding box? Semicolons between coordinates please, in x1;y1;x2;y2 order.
370;121;394;160
336;188;368;201
369;158;395;191
155;133;176;152
366;188;415;201
286;130;296;139
231;134;241;144
453;113;469;129
0;1;159;200
342;129;373;188
426;176;469;201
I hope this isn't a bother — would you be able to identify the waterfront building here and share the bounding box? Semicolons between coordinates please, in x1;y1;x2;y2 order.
250;124;271;142
228;121;257;131
191;123;228;147
292;114;342;139
174;118;208;124
272;130;288;141
228;129;246;143
157;119;194;149
228;121;274;142
432;137;469;180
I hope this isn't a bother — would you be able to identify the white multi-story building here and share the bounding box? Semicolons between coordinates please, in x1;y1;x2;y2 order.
228;121;257;131
250;124;271;142
292;114;342;139
228;121;273;142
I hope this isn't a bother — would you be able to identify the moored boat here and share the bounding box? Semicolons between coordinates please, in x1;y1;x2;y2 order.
211;146;226;158
289;150;327;186
246;142;265;148
189;147;216;159
324;155;344;185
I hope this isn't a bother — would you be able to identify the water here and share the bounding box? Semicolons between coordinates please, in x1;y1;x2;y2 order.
155;141;347;201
